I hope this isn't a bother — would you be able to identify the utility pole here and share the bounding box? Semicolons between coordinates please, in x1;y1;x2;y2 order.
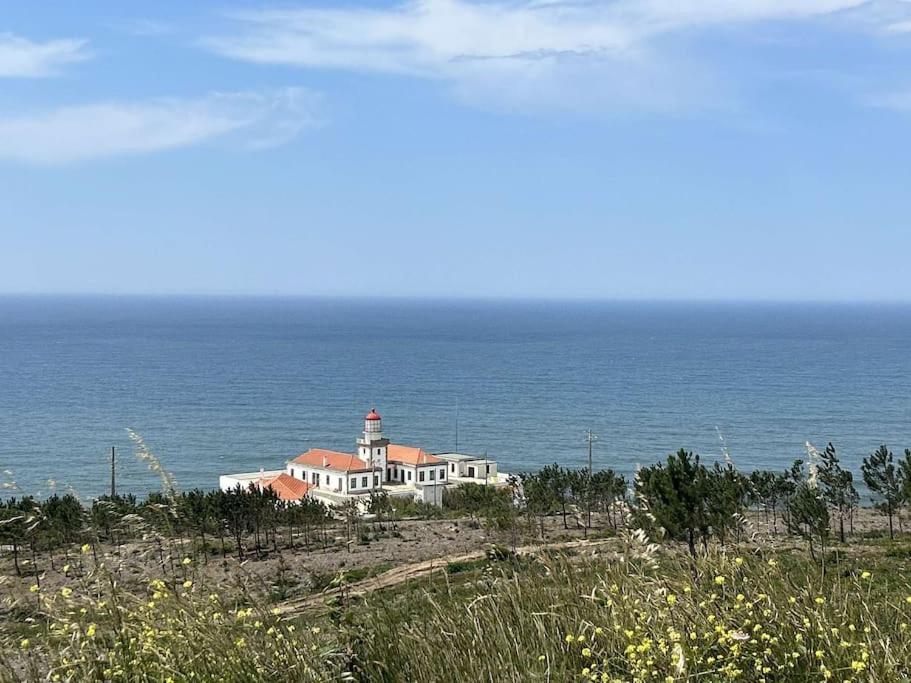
110;446;116;498
454;398;459;453
585;430;598;531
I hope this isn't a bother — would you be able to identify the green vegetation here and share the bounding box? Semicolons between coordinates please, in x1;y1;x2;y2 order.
862;445;904;540
5;438;911;681
0;487;335;577
4;542;911;681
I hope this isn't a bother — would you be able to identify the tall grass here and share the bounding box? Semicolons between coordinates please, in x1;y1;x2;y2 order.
5;544;911;682
3;551;342;683
343;550;911;682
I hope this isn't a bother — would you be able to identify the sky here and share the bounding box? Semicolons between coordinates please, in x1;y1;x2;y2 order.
2;0;911;301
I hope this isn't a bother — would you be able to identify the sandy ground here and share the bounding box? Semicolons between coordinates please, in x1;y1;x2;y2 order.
0;514;594;613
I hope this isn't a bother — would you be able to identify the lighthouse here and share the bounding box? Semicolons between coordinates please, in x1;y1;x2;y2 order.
357;408;389;479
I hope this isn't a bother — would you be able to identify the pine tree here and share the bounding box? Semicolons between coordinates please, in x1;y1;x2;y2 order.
817;443;858;543
635;449;707;558
787;482;830;562
898;449;911;512
862;445;901;540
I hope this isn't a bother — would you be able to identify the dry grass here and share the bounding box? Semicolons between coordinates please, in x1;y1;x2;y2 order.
4;539;911;682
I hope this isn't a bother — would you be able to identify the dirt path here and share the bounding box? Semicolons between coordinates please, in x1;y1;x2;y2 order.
276;536;617;615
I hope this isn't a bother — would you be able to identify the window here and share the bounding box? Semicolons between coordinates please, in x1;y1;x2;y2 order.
468;466;475;478
429;469;435;481
290;468;296;478
374;475;379;486
440;468;446;480
451;464;455;473
407;471;412;481
419;471;425;482
361;476;368;488
350;478;356;489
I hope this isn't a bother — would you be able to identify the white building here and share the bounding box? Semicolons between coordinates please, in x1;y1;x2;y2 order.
219;409;509;508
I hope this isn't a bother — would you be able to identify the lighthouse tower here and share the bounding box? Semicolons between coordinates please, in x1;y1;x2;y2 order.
357;408;389;480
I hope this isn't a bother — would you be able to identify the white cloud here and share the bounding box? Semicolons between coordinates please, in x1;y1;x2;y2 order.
201;0;881;113
0;32;89;77
0;88;320;164
116;19;176;37
871;90;911;110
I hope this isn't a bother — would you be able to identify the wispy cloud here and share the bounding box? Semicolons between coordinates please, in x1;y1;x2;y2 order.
871;90;911;111
201;0;884;113
0;87;321;165
0;32;89;77
116;18;177;38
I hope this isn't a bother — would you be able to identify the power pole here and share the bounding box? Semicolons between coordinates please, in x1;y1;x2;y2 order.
585;430;598;531
454;398;459;453
110;446;116;498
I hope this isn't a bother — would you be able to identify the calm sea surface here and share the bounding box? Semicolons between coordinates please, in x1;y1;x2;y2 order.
1;297;909;499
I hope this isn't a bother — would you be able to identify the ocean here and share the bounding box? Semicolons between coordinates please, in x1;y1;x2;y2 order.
0;296;909;500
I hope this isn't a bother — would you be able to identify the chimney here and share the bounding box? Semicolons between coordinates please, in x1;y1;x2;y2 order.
323;453;328;468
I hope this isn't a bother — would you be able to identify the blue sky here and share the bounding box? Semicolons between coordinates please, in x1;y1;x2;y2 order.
2;0;911;300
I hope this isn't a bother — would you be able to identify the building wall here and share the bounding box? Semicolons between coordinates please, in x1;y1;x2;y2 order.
348;472;380;492
463;461;496;481
220;471;286;492
414;464;448;486
417;484;446;507
287;464;380;494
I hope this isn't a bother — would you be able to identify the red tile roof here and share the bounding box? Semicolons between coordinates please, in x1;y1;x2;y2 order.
290;448;371;472
388;444;441;466
260;473;310;501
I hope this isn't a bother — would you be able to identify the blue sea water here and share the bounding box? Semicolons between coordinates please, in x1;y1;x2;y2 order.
0;296;909;500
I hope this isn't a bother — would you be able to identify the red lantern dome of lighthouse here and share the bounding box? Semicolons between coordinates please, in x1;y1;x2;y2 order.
365;408;381;421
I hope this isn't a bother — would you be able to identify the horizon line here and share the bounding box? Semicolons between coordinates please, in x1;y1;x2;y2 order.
1;292;911;306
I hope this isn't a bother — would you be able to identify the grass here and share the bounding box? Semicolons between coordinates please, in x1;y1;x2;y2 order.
4;539;911;682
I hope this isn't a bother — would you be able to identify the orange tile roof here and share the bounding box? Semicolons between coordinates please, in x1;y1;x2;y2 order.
388;444;441;466
260;473;310;501
290;448;371;472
